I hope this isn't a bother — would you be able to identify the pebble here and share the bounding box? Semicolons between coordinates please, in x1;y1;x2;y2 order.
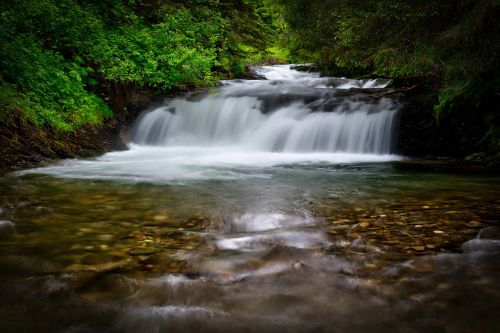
411;246;426;251
97;234;114;241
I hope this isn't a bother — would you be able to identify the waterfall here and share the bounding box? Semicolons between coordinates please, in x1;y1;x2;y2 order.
130;65;399;155
24;65;403;183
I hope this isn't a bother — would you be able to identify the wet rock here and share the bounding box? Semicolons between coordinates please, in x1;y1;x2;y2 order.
462;239;500;253
0;220;15;237
478;226;500;240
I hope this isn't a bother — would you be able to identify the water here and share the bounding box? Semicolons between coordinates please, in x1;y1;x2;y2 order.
131;65;397;154
1;65;500;333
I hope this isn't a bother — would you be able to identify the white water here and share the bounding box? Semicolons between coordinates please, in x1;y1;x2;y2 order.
131;65;397;154
24;65;402;182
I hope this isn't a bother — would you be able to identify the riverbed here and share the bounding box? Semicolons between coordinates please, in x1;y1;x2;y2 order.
1;65;499;333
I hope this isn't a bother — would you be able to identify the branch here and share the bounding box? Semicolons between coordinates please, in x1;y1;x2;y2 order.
369;84;421;99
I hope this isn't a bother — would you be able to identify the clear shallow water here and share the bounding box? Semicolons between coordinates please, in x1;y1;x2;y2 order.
1;66;500;332
1;166;500;333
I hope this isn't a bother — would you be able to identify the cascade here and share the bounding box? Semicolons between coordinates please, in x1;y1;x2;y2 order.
130;65;399;155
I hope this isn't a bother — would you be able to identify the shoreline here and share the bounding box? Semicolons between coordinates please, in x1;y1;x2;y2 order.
1;66;498;173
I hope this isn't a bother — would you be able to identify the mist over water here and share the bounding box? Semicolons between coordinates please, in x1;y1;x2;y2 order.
25;65;402;182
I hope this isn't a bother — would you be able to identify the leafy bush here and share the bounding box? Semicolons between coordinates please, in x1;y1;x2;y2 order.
277;0;500;157
0;35;111;131
0;0;278;131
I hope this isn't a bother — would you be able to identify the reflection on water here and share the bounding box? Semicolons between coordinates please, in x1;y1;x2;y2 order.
1;64;499;332
1;164;500;333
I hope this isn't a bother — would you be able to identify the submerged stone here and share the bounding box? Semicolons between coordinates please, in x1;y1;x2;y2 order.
65;259;131;273
96;234;114;241
127;248;158;256
0;220;15;237
478;226;500;240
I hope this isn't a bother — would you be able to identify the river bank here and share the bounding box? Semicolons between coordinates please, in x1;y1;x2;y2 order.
0;112;125;171
0;65;269;172
1;64;498;173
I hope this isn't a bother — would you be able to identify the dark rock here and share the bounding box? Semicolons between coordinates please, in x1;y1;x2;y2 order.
463;239;500;253
0;220;15;237
478;226;500;240
290;64;319;72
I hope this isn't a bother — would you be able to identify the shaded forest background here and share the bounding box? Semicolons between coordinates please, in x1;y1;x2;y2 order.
0;0;499;164
278;0;500;163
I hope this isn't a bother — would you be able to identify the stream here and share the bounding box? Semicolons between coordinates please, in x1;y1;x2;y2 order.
1;65;499;333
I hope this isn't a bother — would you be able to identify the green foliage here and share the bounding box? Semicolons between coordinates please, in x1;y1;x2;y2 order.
83;7;222;89
279;0;499;91
0;84;25;119
0;0;279;131
278;0;500;158
0;34;111;131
